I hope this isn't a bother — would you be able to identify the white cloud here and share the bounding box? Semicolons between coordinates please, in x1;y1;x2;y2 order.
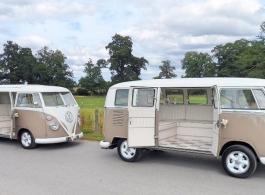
13;36;51;50
0;0;264;82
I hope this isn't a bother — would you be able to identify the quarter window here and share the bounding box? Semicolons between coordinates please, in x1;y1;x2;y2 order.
252;89;265;109
165;89;184;104
115;89;129;106
188;89;207;104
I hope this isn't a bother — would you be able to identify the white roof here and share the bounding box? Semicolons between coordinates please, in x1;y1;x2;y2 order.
110;78;265;89
0;84;69;92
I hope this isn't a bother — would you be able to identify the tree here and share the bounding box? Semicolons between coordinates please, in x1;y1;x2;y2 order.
181;51;216;77
102;34;148;84
35;46;75;89
0;41;36;84
212;39;259;77
153;60;177;79
78;58;107;95
259;21;265;39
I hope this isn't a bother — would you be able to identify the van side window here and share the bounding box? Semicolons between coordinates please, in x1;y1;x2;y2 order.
220;89;258;109
188;89;207;104
252;89;265;109
132;88;155;107
17;93;34;107
165;89;183;104
115;89;129;106
33;93;42;107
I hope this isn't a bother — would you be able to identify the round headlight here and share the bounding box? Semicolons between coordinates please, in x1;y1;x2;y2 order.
49;122;60;131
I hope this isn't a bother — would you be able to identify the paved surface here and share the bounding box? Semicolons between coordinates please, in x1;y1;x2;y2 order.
1;138;265;195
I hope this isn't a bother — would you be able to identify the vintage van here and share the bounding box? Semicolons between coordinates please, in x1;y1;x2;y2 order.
100;78;265;178
0;85;83;149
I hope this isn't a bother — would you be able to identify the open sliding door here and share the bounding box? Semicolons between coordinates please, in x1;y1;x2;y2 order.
128;87;158;147
211;86;220;156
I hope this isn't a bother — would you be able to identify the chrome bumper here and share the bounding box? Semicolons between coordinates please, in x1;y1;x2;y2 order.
35;132;83;144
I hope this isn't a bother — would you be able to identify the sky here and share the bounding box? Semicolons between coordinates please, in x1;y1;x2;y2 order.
0;0;265;82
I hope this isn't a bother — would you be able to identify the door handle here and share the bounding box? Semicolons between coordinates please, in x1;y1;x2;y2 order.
221;119;228;129
129;118;131;125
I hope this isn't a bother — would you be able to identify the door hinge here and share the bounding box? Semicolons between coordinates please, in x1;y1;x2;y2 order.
216;120;219;128
154;135;158;139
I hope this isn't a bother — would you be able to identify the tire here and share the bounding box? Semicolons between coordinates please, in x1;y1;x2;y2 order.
20;130;37;149
222;145;257;178
117;139;143;162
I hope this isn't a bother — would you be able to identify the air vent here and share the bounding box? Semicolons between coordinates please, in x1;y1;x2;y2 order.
112;111;124;126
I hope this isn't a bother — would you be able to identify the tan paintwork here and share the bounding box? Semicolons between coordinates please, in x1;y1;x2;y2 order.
103;108;128;143
14;110;46;139
219;112;265;157
14;110;81;139
45;114;81;138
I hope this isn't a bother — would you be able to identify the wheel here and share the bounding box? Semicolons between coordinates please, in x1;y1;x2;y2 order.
222;145;257;178
20;130;37;149
117;139;143;162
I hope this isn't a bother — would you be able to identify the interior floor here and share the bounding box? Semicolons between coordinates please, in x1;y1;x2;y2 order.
159;136;212;152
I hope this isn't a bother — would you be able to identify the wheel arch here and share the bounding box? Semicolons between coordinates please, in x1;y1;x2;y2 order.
109;137;127;149
112;137;127;145
219;141;258;158
18;128;31;139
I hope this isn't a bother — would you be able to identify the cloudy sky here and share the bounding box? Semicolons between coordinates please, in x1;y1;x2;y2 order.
0;0;264;81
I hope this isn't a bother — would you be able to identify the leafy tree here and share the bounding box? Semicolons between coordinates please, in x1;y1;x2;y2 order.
212;39;260;77
79;58;107;95
244;40;265;78
0;41;36;84
181;51;216;77
153;60;177;79
35;46;75;89
259;21;265;39
102;34;148;84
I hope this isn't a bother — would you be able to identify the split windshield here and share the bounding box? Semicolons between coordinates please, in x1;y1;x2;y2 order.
42;92;76;107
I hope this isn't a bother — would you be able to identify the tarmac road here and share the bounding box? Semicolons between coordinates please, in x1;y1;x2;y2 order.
1;138;265;195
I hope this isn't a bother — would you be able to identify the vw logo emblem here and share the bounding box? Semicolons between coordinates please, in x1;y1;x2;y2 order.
65;111;73;123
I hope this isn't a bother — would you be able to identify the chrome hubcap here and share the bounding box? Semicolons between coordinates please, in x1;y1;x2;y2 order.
120;140;136;159
226;151;250;174
21;132;32;147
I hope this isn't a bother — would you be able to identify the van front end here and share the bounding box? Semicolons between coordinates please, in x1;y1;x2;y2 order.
38;105;83;144
35;112;83;144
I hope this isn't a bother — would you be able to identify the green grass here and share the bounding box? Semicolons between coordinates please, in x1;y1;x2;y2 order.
75;96;105;141
75;96;105;109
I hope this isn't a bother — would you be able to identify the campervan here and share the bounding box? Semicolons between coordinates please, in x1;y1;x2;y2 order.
0;85;83;149
100;78;265;178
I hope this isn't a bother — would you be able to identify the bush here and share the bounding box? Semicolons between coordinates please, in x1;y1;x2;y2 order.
75;88;89;96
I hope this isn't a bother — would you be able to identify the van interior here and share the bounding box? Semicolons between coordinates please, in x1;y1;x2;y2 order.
157;88;214;153
0;92;12;136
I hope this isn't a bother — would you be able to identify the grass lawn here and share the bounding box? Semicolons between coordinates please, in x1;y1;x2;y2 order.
75;96;105;141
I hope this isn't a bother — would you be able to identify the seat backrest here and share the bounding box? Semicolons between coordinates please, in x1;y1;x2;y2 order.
0;104;11;116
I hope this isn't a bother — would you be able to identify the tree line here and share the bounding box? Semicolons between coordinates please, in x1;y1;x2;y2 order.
0;21;264;95
181;21;265;78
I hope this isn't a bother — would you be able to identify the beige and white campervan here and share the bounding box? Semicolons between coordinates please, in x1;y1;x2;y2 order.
100;78;265;178
0;85;83;149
